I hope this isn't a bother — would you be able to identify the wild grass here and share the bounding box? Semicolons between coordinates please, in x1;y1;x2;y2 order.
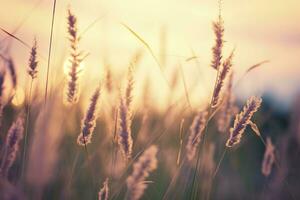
0;2;299;200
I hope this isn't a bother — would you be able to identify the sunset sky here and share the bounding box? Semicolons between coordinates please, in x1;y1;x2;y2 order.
0;0;299;108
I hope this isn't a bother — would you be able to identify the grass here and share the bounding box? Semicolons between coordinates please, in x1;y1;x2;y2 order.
0;2;299;200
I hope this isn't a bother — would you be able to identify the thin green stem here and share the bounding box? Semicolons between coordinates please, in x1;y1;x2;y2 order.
212;148;227;179
44;0;57;105
21;78;33;181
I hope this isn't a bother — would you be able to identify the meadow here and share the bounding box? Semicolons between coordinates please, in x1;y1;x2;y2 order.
0;1;300;200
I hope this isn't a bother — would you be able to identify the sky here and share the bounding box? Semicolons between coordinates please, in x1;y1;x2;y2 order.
0;0;299;109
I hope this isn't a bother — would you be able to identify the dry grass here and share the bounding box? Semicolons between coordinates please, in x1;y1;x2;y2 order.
0;3;299;200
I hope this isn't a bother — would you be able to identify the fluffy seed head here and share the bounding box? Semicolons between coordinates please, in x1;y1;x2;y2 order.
6;58;17;90
28;38;38;79
226;96;262;147
125;66;134;110
118;97;133;160
67;9;78;41
0;116;24;177
211;50;234;108
211;16;224;70
126;145;158;200
217;73;237;132
65;8;84;105
77;87;101;146
186;111;208;161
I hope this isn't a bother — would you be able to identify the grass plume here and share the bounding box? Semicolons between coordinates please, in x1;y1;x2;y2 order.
211;16;224;70
118;97;133;160
217;73;237;133
64;8;84;105
0;116;24;178
185;111;208;161
77;86;101;146
126;145;158;200
28;38;38;79
211;50;234;108
226;96;262;147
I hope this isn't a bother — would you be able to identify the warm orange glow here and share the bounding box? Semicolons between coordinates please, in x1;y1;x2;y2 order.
0;0;299;109
1;2;300;199
12;87;25;107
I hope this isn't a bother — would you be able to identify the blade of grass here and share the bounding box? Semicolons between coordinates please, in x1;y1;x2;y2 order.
121;23;171;88
44;0;57;105
78;14;107;38
234;60;269;89
0;27;31;49
245;60;269;74
0;0;44;44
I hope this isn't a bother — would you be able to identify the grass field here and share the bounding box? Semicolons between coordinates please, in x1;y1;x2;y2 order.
0;1;300;200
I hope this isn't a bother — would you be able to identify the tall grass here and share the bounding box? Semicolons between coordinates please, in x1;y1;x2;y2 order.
0;2;299;200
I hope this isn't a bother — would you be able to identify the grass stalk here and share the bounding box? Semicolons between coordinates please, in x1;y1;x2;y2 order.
21;78;33;181
44;0;57;105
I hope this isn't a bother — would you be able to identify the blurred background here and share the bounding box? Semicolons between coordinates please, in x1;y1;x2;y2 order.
0;0;300;109
0;0;300;200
